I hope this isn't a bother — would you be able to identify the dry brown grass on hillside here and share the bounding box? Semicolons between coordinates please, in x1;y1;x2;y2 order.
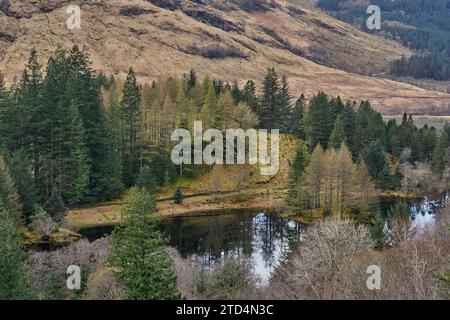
1;0;450;114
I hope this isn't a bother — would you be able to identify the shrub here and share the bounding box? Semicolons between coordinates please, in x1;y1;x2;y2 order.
186;44;248;59
173;187;184;204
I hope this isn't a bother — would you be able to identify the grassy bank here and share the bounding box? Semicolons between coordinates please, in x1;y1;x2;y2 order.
67;187;286;229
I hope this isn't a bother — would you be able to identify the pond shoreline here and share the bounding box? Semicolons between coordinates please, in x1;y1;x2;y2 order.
68;188;286;230
67;187;437;230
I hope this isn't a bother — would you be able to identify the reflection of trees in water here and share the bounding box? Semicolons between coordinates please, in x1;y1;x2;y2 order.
160;212;302;273
379;193;448;221
256;214;302;270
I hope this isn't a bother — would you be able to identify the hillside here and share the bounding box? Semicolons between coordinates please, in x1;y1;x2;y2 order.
1;0;450;114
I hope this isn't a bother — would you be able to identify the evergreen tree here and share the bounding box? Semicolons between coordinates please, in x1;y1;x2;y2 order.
339;102;356;152
43;187;67;222
200;83;217;129
370;211;387;248
0;155;33;299
231;80;242;104
328;115;347;149
277;75;292;132
0;73;16;151
353;101;386;157
289;95;306;139
305;92;333;149
136;166;157;194
121;68;142;186
242;80;259;114
173;187;184;204
184;69;197;90
259;67;280;130
62;102;90;204
286;142;310;210
6;150;38;221
108;187;180;300
431;132;448;175
67;45;123;201
359;140;390;187
16;49;43;184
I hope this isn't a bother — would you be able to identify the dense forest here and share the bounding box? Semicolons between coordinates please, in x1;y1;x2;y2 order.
1;47;450;299
317;0;450;80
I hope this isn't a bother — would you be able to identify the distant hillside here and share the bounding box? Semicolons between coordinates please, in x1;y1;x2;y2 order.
1;0;450;114
314;0;450;81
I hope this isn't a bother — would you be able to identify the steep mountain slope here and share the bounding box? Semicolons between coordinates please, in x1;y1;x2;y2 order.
1;0;450;115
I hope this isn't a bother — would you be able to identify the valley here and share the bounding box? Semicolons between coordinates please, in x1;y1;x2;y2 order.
0;0;449;116
0;0;449;302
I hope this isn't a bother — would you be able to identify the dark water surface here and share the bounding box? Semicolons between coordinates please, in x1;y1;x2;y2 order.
80;193;448;281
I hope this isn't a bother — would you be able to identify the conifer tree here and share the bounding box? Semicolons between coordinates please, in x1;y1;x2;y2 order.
6;150;38;221
108;187;180;300
0;73;16;151
259;67;280;130
359;140;390;187
121;68;142;186
286;142;310;211
17;49;43;184
43;187;67;223
353;101;386;156
339;102;356;152
174;187;184;204
431;132;448;175
67;45;123;200
200;83;217;129
289;95;306;139
277;75;292;132
306;144;325;209
185;69;197;90
0;155;33;299
328;115;347;149
231;80;242;104
242;80;259;114
305;92;333;149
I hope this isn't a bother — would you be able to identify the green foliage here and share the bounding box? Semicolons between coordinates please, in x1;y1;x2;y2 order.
121;68;142;186
318;0;450;80
432;133;448;175
136;166;157;194
305;91;334;149
359;140;390;187
258;67;291;132
352;101;386;157
370;211;387;249
328;115;347;149
108;187;180;300
6;150;38;221
388;202;410;224
173;187;184;204
289;94;306;139
286;142;310;211
0;157;33;299
43;188;67;222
